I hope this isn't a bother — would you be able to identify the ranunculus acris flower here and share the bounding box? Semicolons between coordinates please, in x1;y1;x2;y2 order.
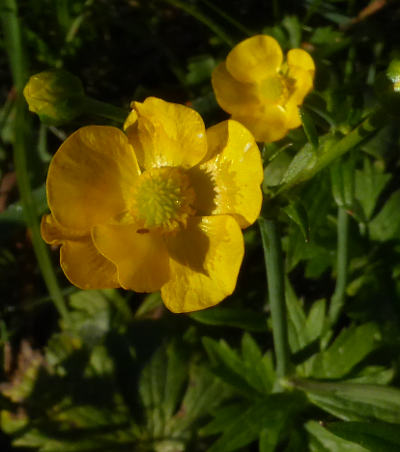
41;97;263;312
212;35;315;142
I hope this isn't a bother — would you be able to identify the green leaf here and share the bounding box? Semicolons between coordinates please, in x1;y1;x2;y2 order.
67;290;111;345
344;366;394;385
355;158;391;220
174;365;230;432
300;108;319;150
135;292;163;318
285;279;308;354
203;335;275;396
280;142;318;187
282;15;302;48
190;307;267;332
241;333;275;394
285;172;333;272
164;340;189;421
369;190;400;241
1;410;28;434
309;323;381;379
259;426;280;452
203;337;261;397
207;394;304;452
306;299;326;344
282;200;310;242
263;149;293;188
279;133;341;191
306;420;368;452
139;345;169;437
185;54;216;86
327;421;400;451
200;403;247;436
290;379;400;423
138;340;192;439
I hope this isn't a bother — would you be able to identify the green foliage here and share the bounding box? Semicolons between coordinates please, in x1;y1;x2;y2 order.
2;0;400;451
326;421;400;451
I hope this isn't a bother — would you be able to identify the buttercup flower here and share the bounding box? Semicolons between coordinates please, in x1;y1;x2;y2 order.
212;35;315;143
41;97;263;313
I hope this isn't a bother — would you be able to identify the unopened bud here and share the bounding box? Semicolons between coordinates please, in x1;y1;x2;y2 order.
23;70;85;125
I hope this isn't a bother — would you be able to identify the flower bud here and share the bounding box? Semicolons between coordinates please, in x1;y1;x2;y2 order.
375;58;400;116
23;70;85;125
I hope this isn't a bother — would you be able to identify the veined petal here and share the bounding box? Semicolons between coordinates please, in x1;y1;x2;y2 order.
226;35;283;84
128;97;207;170
41;214;118;289
162;216;244;313
211;62;261;116
232;105;288;143
190;120;263;228
92;222;170;293
47;126;140;232
60;237;119;289
41;213;84;245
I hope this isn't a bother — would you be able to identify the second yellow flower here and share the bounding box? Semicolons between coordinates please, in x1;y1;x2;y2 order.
212;34;315;143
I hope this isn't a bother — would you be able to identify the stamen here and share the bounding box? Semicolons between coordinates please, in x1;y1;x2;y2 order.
132;166;196;232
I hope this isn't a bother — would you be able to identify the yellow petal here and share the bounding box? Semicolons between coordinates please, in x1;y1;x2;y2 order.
232;105;288;143
287;67;314;105
92;222;170;293
60;237;119;290
226;35;283;84
47;126;140;232
285;101;302;129
128;97;207;170
123;109;138;130
287;49;315;73
162;216;244;313
287;49;315;105
190;120;263;228
211;62;261;116
41;213;84;245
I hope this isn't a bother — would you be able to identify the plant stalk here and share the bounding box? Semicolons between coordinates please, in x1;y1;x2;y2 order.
1;0;70;324
258;217;290;383
329;207;349;325
83;97;129;124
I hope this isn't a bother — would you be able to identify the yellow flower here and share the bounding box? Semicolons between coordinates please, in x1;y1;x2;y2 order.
212;35;315;143
41;97;263;313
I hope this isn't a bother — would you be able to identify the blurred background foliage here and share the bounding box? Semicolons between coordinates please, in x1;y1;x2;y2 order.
1;0;400;451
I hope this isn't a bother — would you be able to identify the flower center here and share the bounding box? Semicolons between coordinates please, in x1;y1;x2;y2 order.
259;75;288;103
132;166;196;232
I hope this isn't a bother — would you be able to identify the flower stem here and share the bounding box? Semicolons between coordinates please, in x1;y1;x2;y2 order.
2;0;70;324
258;217;290;382
161;0;235;47
329;207;349;325
83;97;129;124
